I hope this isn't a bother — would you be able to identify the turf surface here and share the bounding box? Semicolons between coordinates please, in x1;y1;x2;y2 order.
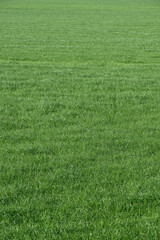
0;0;160;239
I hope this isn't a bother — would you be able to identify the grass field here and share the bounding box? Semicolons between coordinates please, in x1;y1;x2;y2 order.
0;0;160;239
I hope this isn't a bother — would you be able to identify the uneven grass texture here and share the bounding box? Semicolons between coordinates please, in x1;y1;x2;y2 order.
0;0;160;239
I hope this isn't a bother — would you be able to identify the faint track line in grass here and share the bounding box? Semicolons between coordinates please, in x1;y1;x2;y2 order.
0;59;160;67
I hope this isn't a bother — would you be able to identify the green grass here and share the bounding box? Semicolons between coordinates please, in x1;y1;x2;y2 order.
0;0;160;239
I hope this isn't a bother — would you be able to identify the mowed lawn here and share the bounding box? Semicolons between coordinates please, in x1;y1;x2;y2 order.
0;0;160;239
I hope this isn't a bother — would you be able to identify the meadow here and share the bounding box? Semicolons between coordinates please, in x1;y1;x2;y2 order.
0;0;160;239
